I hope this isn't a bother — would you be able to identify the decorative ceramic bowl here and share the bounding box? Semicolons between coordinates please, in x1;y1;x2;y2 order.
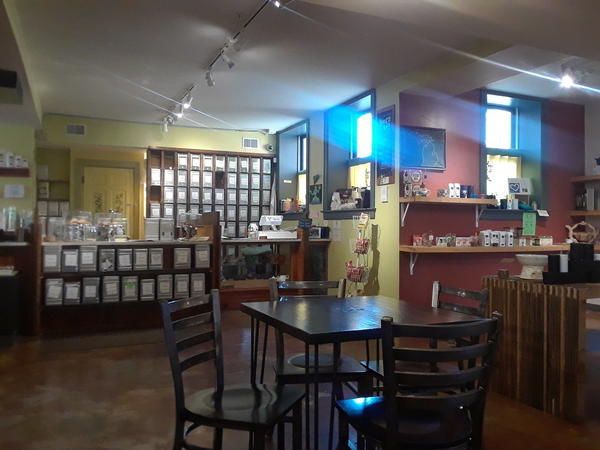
516;254;548;280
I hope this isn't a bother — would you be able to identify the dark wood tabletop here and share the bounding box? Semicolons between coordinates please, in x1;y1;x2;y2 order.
240;295;477;344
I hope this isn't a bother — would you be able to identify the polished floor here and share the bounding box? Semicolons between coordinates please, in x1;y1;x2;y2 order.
1;310;600;449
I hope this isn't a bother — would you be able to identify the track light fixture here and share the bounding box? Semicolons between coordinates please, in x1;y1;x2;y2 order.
182;93;192;109
560;65;576;88
221;52;235;69
272;0;281;7
205;70;216;87
162;117;168;133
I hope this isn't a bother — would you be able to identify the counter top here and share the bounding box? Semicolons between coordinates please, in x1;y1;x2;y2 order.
221;238;331;244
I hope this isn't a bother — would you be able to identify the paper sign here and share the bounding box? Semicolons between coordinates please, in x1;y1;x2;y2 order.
81;252;94;264
4;184;25;199
142;283;154;296
44;254;58;268
47;285;61;299
84;285;97;297
537;209;549;217
522;212;537;236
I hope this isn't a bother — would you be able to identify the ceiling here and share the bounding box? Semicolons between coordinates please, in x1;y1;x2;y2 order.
5;0;600;132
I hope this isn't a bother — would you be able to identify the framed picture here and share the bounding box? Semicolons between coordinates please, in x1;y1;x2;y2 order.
376;105;396;185
309;184;322;205
400;126;446;170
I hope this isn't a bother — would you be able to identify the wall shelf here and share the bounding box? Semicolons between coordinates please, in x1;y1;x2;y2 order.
570;175;600;183
569;210;600;217
400;244;570;275
0;168;30;177
399;197;497;227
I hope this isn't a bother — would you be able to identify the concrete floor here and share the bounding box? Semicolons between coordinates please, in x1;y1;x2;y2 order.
1;310;600;449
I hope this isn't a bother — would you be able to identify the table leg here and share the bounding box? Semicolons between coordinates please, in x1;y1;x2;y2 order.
260;324;269;383
328;342;341;450
314;344;319;450
250;317;256;383
304;343;310;450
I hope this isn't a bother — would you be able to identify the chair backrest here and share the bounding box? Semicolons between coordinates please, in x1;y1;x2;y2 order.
432;280;489;317
380;314;501;449
268;278;346;301
160;289;224;415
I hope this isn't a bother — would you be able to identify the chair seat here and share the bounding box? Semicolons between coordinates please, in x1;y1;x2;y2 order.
336;396;471;448
288;352;336;368
276;355;367;384
185;383;304;430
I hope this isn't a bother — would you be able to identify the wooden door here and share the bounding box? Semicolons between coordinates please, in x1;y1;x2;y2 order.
83;166;135;235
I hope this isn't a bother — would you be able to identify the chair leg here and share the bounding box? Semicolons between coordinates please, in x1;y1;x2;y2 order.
173;416;185;450
253;430;269;450
213;427;223;450
277;420;285;450
336;410;349;450
292;403;302;450
260;324;270;383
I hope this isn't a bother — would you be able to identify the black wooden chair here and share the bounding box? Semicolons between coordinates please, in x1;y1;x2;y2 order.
336;314;501;450
264;278;367;450
431;281;489;317
160;290;304;450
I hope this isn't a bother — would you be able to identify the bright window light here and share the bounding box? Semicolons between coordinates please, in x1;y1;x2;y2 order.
348;162;370;188
487;154;521;199
486;94;512;106
356;112;372;158
298;136;307;172
297;173;306;205
485;108;513;149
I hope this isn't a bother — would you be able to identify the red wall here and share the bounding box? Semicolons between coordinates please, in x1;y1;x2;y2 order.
398;91;585;306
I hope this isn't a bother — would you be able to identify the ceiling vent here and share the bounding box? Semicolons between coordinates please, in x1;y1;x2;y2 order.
242;137;259;150
65;124;86;136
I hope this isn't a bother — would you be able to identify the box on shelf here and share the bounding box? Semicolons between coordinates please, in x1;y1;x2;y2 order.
140;278;155;301
228;156;237;172
177;187;187;203
215;155;226;171
190;171;200;187
263;158;271;174
45;278;64;306
174;247;192;269
177;170;187;187
164;186;174;203
190;187;200;203
117;248;133;271
164;169;174;186
121;276;139;301
79;246;98;272
203;155;213;171
150;203;161;218
174;273;190;299
195;244;210;268
156;274;173;299
99;248;116;272
240;157;249;173
251;158;261;173
62;248;79;272
43;246;62;273
63;281;81;305
149;248;164;270
159;218;175;241
151;168;161;186
144;218;160;240
102;276;120;302
82;277;101;303
134;248;148;270
177;153;188;170
191;154;201;171
203;172;213;187
163;203;174;218
215;189;225;204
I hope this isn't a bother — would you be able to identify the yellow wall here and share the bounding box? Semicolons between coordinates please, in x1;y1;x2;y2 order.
41;114;276;153
0;123;36;211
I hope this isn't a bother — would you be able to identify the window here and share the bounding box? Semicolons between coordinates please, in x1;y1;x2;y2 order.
324;90;376;218
481;91;543;208
354;112;373;158
298;135;307;173
276;120;309;214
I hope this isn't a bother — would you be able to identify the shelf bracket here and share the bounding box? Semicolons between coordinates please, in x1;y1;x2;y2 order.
409;253;418;275
475;204;485;228
401;203;410;227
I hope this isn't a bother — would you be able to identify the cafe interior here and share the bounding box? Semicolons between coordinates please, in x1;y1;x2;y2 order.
2;1;600;449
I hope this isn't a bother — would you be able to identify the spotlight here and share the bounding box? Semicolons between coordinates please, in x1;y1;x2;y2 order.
175;103;184;119
221;52;234;69
162;118;168;133
560;73;574;88
205;70;215;87
272;0;281;7
182;94;192;109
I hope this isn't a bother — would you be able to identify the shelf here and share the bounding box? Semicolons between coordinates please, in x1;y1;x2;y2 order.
42;267;210;278
0;241;30;247
569;210;600;216
570;175;600;183
400;244;570;275
399;197;497;205
399;197;497;227
0;168;30;177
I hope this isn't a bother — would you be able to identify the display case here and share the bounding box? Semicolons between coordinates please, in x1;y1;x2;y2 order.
146;147;275;237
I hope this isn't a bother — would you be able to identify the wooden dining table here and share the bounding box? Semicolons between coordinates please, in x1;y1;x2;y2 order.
240;295;477;450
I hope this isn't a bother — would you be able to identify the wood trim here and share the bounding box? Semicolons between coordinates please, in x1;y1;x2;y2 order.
399;197;497;205
148;146;274;158
0;168;30;177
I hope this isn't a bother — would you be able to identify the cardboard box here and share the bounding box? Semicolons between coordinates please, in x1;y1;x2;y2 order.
134;248;148;270
102;276;120;302
43;246;62;273
99;248;116;272
149;248;164;270
174;274;190;299
79;246;98;272
121;276;139;301
140;278;155;301
195;244;210;268
63;281;81;305
82;277;101;303
45;278;64;306
174;247;192;269
62;248;79;272
117;248;133;271
156;274;173;299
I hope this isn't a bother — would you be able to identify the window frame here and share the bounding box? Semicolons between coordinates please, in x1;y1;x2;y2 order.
324;89;376;219
298;134;307;174
275;119;310;218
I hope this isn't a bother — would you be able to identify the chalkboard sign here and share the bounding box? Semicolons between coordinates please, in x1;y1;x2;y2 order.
400;126;446;170
298;218;313;229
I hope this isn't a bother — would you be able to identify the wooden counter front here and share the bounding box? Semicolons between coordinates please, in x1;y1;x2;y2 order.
484;277;599;422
